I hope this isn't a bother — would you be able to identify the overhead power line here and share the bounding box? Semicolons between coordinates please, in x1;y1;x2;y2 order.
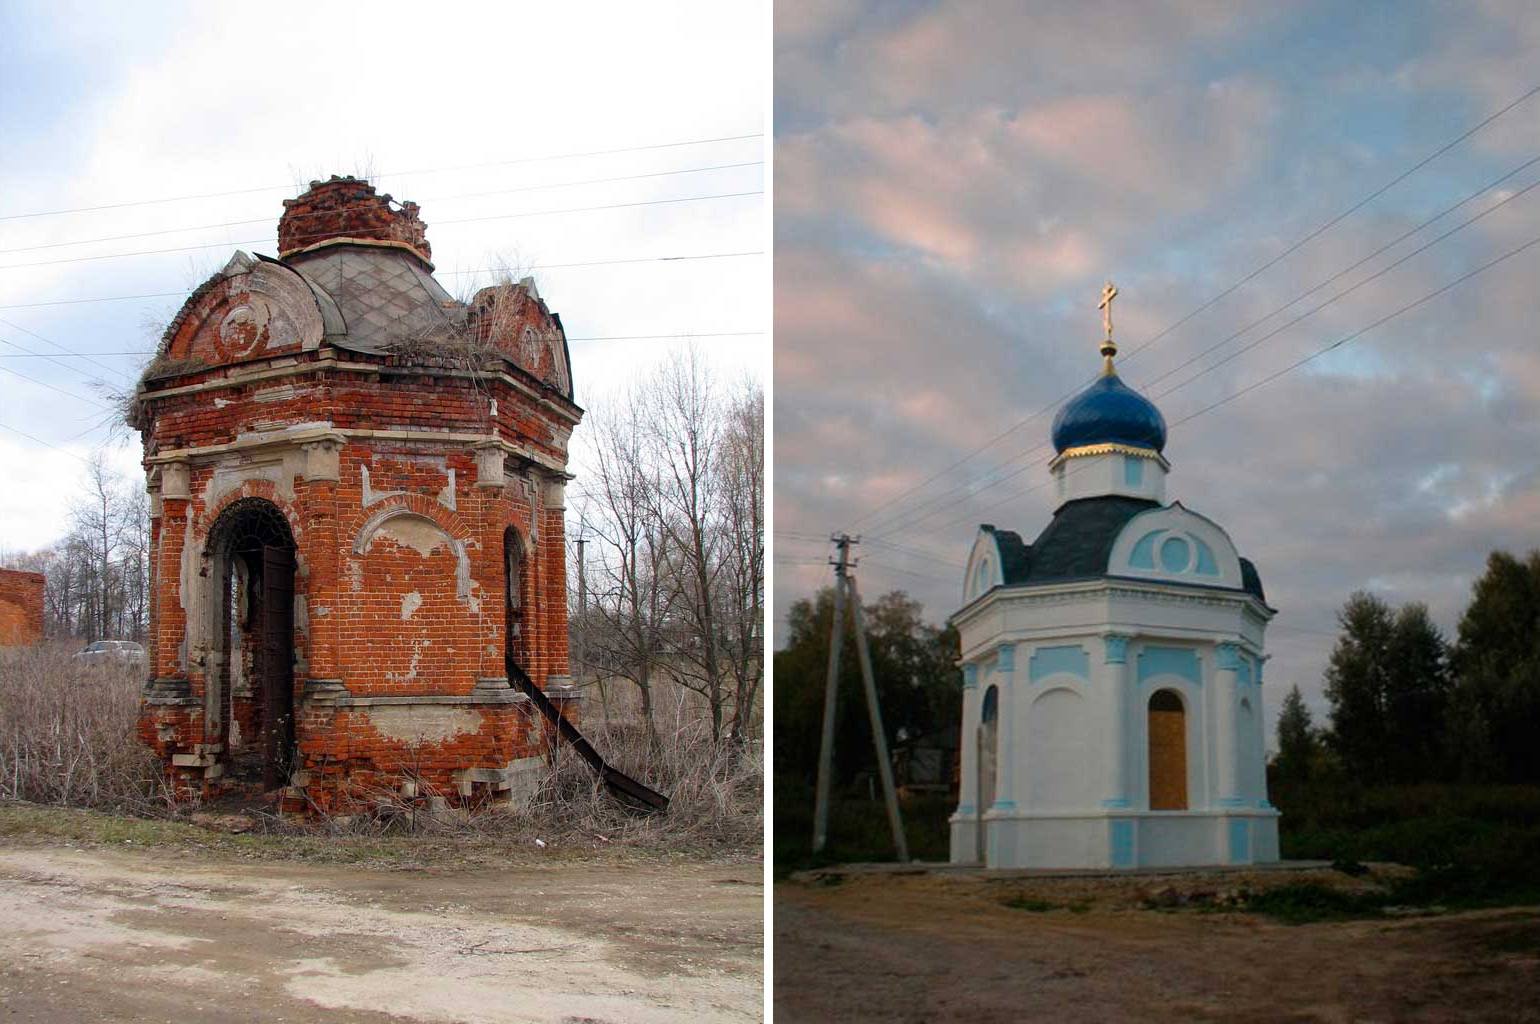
848;81;1540;534
0;161;765;257
887;224;1540;542
0;249;764;311
0;190;765;272
0;131;764;222
0;421;93;464
0;329;766;365
861;152;1540;539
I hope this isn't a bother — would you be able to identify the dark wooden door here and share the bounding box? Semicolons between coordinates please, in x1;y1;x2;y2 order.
261;545;295;790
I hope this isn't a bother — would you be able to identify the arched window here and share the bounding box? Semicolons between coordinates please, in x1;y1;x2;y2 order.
978;685;999;811
1147;689;1187;810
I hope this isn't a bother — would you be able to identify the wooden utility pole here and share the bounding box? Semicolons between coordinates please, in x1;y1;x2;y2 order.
811;533;908;860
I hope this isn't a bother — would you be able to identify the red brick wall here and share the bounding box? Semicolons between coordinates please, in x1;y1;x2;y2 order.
136;179;582;810
0;568;45;646
278;176;431;261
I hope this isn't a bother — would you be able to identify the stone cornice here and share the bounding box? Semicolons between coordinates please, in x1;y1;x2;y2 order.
144;425;573;479
137;348;582;425
951;574;1273;631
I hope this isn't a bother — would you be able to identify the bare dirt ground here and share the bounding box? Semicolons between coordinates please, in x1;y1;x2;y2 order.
774;869;1540;1023
0;838;762;1023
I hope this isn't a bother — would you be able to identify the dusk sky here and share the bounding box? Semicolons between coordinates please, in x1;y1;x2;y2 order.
0;1;766;555
773;0;1539;736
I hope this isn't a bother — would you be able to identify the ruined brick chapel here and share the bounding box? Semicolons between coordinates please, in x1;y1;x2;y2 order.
132;176;646;812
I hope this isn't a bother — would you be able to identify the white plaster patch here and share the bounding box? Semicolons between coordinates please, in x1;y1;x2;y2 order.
370;516;451;557
366;705;478;745
400;592;422;620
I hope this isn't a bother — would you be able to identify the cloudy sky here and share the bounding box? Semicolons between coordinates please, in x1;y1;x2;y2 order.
0;0;766;555
773;0;1540;735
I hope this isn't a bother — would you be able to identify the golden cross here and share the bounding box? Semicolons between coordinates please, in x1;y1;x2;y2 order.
1098;280;1118;343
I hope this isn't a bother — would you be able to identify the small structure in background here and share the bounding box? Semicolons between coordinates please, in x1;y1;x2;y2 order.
0;569;45;647
131;176;663;813
950;283;1278;869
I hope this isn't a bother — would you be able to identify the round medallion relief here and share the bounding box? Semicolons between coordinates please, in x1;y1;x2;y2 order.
218;301;270;356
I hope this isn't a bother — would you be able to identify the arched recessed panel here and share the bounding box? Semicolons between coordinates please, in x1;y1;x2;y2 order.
1026;687;1094;810
1148;689;1187;811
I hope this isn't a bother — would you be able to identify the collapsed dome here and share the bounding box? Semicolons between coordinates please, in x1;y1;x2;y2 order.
1050;372;1167;454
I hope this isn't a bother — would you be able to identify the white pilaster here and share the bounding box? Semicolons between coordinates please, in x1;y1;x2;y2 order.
992;642;1017;811
957;662;981;816
1215;642;1244;807
1101;633;1133;808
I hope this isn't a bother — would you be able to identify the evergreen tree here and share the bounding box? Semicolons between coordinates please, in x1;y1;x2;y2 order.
1449;550;1540;783
1275;684;1316;784
1384;602;1451;781
773;586;961;788
1324;591;1396;780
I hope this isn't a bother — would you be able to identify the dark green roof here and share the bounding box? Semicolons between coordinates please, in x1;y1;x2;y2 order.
982;496;1267;602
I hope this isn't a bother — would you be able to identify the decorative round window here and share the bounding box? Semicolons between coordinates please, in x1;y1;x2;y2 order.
1159;536;1191;573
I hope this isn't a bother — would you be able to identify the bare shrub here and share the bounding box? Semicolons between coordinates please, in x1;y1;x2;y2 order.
0;643;164;810
511;688;764;853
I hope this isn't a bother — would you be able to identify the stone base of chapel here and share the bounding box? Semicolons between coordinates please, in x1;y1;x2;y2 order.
948;807;1280;870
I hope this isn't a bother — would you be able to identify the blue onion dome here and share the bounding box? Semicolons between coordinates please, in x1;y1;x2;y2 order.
1051;371;1167;454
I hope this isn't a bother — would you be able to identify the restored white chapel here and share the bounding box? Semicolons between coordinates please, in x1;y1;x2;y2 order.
950;283;1280;870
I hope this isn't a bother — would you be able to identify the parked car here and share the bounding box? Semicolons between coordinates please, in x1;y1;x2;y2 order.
73;640;146;666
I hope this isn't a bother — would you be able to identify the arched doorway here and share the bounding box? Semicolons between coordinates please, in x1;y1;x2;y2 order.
206;498;296;790
503;527;530;673
1147;689;1187;810
978;684;999;811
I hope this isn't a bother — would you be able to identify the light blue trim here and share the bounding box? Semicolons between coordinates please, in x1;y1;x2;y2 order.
1103;634;1131;665
990;800;1017;811
956;803;975;815
1218;797;1247;807
1123;456;1143;488
1101;797;1131;808
995;642;1016;674
962;663;979;689
1228;819;1250;863
1254;655;1265;686
1258;799;1274;809
1194;538;1219;576
1137;646;1201;685
1029;644;1088;683
1235;657;1253;688
1129;530;1160;569
1215;642;1244;672
1111;820;1135;868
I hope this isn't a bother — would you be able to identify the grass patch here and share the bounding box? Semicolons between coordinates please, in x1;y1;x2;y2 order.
1274;781;1540;915
773;779;952;879
1001;895;1055;912
1243;882;1388;924
0;800;700;869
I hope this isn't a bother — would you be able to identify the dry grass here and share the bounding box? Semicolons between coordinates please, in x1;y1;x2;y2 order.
0;643;166;811
0;645;761;859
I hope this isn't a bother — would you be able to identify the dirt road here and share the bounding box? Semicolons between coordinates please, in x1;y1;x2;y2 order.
0;843;762;1023
775;871;1540;1023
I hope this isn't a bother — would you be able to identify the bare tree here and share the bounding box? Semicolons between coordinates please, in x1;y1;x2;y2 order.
580;387;676;748
9;453;148;643
646;348;730;742
719;380;764;750
572;348;764;751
